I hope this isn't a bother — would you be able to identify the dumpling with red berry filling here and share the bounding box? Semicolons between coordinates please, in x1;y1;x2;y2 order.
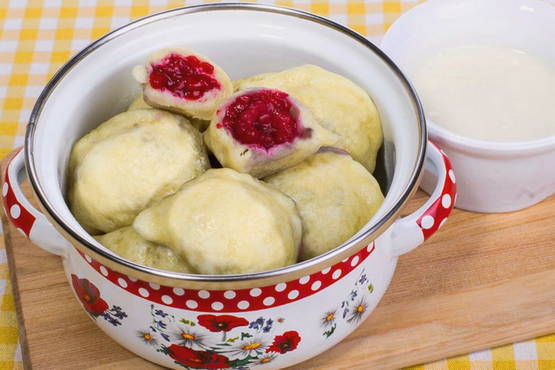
127;91;211;132
95;227;194;273
266;151;384;260
204;87;337;178
68;109;209;234
234;65;383;172
133;48;233;120
133;168;302;274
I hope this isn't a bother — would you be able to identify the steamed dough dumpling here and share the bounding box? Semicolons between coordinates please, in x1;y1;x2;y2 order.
133;48;233;121
234;65;383;172
127;92;210;131
95;227;194;273
127;93;152;111
69;109;209;234
133;168;302;274
204;87;337;178
266;151;384;260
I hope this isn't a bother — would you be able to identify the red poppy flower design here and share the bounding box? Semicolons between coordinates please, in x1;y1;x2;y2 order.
266;331;301;354
71;274;109;317
168;344;230;369
197;314;249;333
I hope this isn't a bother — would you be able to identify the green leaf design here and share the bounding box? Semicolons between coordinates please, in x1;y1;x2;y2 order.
226;336;239;343
367;284;374;293
241;332;253;340
158;345;170;355
173;360;189;369
323;324;336;338
228;355;256;368
179;318;196;327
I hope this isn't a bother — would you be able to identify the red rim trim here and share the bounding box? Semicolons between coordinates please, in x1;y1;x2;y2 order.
78;242;376;312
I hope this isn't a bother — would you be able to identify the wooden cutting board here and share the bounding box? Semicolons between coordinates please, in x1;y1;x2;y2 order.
3;152;555;370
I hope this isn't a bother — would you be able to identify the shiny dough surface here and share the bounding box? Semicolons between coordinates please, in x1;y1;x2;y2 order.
68;109;209;234
234;65;383;172
127;92;210;131
139;48;233;121
266;151;384;260
204;88;337;178
95;227;194;273
133;168;302;274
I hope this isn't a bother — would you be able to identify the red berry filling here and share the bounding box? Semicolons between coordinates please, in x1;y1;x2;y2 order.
218;89;310;151
148;53;221;101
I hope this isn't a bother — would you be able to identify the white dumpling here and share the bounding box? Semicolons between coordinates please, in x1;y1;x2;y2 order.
127;92;210;132
68;109;209;234
127;93;152;111
133;168;302;274
133;48;233;120
266;151;384;260
204;87;337;178
234;65;383;172
95;227;194;273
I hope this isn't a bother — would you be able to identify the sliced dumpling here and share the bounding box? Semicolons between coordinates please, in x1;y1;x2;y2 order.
133;168;302;274
133;48;232;120
204;88;337;178
68;109;209;234
266;151;384;260
127;91;210;132
234;65;383;172
95;227;194;273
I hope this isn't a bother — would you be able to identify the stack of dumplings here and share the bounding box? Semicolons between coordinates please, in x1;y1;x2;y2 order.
67;48;385;275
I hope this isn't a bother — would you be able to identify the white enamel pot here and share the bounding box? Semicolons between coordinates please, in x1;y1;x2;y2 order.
1;5;456;369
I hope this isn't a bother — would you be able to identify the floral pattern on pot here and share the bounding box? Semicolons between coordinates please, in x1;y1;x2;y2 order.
320;269;372;338
71;274;128;326
140;304;301;369
78;243;376;312
198;314;249;337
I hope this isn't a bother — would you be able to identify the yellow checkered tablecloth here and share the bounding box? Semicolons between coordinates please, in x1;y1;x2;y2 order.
0;1;554;369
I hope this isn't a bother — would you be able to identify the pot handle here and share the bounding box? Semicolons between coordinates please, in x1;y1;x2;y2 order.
2;149;71;257
390;141;456;257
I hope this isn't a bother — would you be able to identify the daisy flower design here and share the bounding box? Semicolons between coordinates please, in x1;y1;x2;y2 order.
174;329;205;349
321;310;337;328
347;299;368;324
230;338;266;357
138;331;158;347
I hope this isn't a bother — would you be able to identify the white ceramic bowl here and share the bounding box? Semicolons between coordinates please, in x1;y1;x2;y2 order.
2;4;455;369
381;0;555;213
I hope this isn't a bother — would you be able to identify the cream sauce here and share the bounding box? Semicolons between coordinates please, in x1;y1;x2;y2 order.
412;46;555;142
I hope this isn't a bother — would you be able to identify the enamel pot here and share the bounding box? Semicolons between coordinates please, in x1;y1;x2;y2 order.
1;4;455;369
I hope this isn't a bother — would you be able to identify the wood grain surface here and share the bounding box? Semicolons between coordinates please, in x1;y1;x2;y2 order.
2;153;555;369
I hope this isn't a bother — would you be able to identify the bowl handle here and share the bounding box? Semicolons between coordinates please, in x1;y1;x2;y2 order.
390;141;456;257
2;149;71;257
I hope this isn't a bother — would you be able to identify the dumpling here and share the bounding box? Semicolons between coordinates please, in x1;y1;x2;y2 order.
266;151;384;260
127;92;210;132
133;168;302;274
68;109;209;234
127;92;152;111
204;87;337;178
95;227;194;273
133;48;233;120
234;65;383;172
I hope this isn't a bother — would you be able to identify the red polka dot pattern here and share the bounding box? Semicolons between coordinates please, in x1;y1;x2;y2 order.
416;141;456;240
2;151;36;238
78;243;376;312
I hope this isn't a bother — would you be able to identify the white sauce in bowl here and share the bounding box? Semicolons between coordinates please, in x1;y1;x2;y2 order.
412;46;555;142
